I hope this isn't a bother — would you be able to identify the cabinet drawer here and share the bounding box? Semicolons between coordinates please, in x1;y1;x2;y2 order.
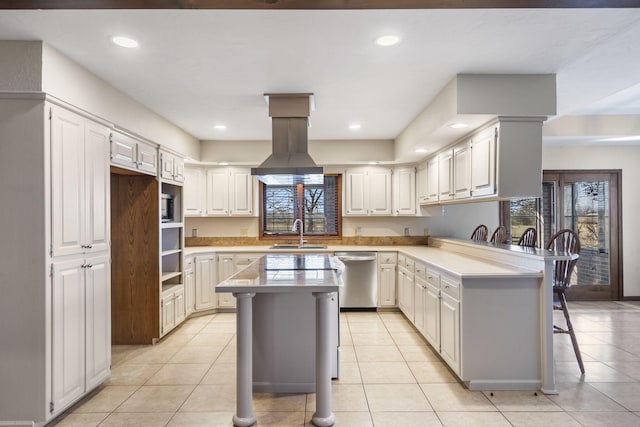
441;275;460;300
184;256;193;271
404;257;415;272
426;268;441;288
379;252;397;265
414;262;427;280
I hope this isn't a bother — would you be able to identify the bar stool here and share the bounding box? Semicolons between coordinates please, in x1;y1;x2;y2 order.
470;225;488;242
518;227;537;248
547;229;585;374
490;226;508;244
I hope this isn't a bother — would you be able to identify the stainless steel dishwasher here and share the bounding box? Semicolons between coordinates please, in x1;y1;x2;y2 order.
334;252;378;308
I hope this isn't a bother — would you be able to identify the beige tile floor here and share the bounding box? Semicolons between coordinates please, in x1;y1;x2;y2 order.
52;301;640;426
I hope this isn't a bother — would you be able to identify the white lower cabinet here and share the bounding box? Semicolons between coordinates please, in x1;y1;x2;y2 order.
161;286;185;336
52;254;110;412
413;275;427;335
195;253;217;311
184;256;195;316
397;256;414;319
440;291;460;375
378;256;397;307
424;282;441;349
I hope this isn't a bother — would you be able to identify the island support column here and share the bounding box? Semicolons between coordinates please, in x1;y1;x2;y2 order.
312;292;335;427
233;292;257;427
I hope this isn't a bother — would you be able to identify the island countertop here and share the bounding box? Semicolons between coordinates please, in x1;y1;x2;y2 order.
215;253;343;294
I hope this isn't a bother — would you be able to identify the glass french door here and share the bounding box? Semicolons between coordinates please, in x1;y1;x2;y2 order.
542;171;621;300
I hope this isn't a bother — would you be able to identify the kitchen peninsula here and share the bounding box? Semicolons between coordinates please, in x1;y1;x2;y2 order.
216;253;343;427
191;238;574;397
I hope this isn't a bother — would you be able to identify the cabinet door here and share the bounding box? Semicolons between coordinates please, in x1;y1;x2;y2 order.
161;293;175;335
161;152;175;181
369;168;392;215
344;169;367;215
471;128;497;197
217;254;237;308
424;283;441;349
184;261;195;317
416;162;428;203
85;255;111;390
110;132;137;169
230;168;253;216
51;107;85;257
137;142;158;175
173;156;185;183
437;151;453;201
453;142;471;199
440;293;460;375
84;121;111;254
206;168;230;216
184;167;204;216
378;264;397;307
52;259;86;411
393;167;416;215
174;288;185;325
426;157;439;202
195;254;216;310
414;277;426;333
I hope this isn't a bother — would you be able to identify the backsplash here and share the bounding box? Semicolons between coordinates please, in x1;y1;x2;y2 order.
185;235;429;247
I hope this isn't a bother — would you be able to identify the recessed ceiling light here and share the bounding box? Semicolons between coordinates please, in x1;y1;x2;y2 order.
111;36;139;49
214;125;227;130
349;123;361;130
375;35;400;47
449;123;469;129
415;148;430;153
368;161;379;165
219;162;229;166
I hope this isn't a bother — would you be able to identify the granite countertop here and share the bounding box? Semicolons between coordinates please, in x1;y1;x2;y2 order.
215;253;342;294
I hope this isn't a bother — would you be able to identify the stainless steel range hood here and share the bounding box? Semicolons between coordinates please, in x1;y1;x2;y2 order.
251;93;324;185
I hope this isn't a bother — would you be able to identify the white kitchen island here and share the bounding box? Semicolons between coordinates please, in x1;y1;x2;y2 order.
216;253;342;427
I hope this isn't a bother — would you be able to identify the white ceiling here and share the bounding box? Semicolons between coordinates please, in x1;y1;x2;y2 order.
1;8;640;144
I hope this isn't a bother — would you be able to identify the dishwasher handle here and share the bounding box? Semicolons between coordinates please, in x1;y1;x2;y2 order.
335;252;377;262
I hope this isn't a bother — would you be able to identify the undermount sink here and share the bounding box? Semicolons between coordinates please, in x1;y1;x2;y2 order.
269;244;328;250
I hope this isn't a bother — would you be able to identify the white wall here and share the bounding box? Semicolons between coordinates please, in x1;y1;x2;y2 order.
0;41;42;91
39;43;200;159
426;201;500;239
543;144;640;297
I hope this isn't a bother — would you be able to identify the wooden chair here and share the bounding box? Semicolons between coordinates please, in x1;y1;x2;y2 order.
470;224;488;242
546;229;584;374
518;227;537;248
490;226;508;244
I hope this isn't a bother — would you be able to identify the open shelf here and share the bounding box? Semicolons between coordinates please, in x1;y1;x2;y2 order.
162;249;182;257
161;222;184;229
161;271;182;282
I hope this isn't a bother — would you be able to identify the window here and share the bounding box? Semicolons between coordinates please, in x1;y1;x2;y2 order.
260;174;342;238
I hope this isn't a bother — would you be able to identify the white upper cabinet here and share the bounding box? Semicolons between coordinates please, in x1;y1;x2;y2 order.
51;107;110;257
416;161;428;204
471;126;497;198
426;157;439;203
110;131;157;176
184;167;205;216
204;167;255;217
437;150;453;201
344;167;392;216
160;149;185;185
453;141;471;199
393;167;416;215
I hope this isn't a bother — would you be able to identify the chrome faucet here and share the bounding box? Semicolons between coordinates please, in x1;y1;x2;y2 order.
292;218;304;248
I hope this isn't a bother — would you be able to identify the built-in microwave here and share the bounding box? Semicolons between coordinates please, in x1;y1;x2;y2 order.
161;193;174;222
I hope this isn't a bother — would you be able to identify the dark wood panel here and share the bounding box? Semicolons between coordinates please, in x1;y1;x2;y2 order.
111;173;160;344
2;0;638;9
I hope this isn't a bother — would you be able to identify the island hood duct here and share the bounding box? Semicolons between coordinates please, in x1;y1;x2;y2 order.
251;93;324;185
